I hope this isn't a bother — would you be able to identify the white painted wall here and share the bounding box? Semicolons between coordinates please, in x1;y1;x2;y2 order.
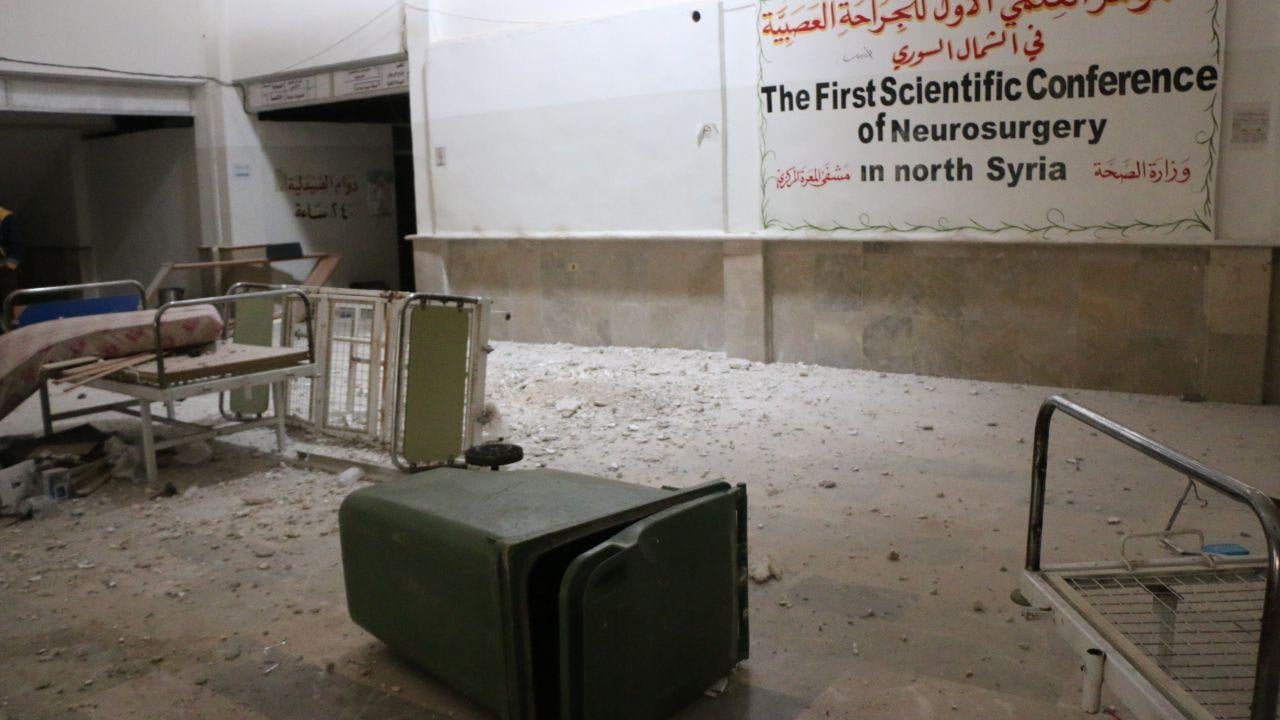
425;1;723;233
226;0;404;80
1216;1;1280;243
0;0;206;80
0;0;408;294
83;128;203;295
222;121;400;289
411;0;1280;245
422;0;698;43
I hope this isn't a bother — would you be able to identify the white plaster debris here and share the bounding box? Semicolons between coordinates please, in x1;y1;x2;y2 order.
336;468;364;486
553;398;582;418
174;440;213;465
749;555;779;584
3;340;1278;719
104;436;139;481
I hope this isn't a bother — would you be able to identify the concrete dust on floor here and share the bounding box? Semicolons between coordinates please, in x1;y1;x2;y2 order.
2;340;1279;720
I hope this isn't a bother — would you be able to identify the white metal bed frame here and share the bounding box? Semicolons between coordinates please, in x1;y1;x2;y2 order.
9;283;318;485
11;281;503;482
283;287;496;460
1021;395;1280;720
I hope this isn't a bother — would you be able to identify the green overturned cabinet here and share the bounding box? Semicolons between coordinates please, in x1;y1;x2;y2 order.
339;468;749;720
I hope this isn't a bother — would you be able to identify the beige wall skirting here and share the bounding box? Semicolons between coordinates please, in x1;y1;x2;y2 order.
417;237;1278;405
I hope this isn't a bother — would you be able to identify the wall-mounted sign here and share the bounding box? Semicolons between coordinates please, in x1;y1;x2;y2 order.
758;0;1224;241
276;169;363;222
1231;103;1270;146
247;58;407;112
250;75;331;109
335;61;409;98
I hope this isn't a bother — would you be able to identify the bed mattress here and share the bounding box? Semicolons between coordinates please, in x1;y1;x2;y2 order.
0;306;224;421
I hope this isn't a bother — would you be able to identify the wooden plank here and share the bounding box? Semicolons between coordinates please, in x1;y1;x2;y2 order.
145;262;175;304
303;254;342;287
43;356;100;373
60;354;155;392
169;255;328;271
146;253;336;301
56;353;151;381
129;343;310;384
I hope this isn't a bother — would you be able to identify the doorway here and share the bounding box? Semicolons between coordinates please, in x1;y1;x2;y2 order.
0;111;198;293
257;93;416;291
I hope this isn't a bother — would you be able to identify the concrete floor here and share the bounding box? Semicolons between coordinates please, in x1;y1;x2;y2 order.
2;341;1279;720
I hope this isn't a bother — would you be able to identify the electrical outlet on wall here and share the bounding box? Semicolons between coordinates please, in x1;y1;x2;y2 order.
434;146;447;167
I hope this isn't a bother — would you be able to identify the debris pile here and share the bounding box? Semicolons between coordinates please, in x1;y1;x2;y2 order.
1;424;116;517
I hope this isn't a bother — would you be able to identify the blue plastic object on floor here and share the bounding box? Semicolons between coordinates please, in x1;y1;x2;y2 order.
1203;543;1249;556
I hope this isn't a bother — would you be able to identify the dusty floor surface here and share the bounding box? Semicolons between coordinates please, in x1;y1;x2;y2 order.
2;341;1279;720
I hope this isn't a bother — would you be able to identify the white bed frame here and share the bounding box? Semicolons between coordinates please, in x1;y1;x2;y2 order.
19;285;318;485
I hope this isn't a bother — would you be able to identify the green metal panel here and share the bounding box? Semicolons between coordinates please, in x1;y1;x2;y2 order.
402;304;471;464
340;478;510;710
228;297;274;415
559;487;748;720
339;469;741;720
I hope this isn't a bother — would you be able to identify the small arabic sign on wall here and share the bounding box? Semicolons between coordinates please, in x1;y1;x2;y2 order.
758;0;1224;240
278;170;362;221
248;60;408;112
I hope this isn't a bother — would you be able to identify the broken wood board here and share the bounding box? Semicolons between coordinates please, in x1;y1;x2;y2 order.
60;354;156;392
56;353;151;381
43;356;100;373
123;343;310;385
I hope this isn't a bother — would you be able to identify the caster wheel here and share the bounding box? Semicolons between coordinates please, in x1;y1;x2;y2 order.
465;442;524;471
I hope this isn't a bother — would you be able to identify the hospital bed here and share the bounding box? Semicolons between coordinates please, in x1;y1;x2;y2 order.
1020;395;1280;720
4;280;317;484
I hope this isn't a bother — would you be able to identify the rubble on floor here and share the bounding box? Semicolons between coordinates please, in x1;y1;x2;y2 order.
1;341;1278;719
0;425;226;520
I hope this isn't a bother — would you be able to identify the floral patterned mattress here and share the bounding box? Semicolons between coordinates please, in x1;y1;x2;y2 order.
0;305;224;421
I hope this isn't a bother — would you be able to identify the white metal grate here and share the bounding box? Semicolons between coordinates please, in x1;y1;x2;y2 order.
324;301;375;432
286;303;313;422
1065;567;1270;719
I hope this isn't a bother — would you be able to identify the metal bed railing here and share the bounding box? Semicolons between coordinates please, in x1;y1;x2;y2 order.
390;293;485;472
1026;395;1280;720
2;279;147;331
151;287;314;389
217;282;310;421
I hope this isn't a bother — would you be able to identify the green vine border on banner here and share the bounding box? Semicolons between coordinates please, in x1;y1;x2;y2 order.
757;0;1222;240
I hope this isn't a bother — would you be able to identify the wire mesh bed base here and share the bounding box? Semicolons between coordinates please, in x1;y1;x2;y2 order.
1023;396;1280;720
1042;561;1272;720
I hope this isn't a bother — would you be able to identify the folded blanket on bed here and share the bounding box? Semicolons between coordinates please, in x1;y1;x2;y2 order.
0;305;225;421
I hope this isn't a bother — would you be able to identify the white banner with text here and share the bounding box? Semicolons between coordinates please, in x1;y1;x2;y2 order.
758;0;1224;240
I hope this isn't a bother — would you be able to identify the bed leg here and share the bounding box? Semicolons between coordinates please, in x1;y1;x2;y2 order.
165;399;176;420
139;402;159;484
38;378;53;436
272;381;287;453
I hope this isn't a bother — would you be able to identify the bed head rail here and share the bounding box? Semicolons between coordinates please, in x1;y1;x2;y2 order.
390;292;488;472
1026;394;1280;720
152;288;314;389
3;280;147;331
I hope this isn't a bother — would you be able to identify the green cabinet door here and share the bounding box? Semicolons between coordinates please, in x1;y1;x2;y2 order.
558;486;749;720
